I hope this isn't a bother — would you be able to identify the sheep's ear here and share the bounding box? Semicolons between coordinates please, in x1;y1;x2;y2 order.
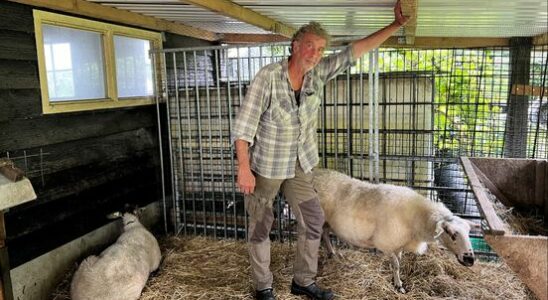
442;221;454;234
133;206;145;217
107;211;122;219
434;220;444;238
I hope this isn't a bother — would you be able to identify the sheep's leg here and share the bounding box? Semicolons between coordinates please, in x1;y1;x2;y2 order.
322;225;336;258
390;252;406;293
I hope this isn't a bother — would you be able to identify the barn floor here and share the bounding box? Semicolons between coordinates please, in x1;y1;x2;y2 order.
51;236;534;300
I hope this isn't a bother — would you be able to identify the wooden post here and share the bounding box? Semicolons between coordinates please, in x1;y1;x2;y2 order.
0;212;13;300
503;37;532;158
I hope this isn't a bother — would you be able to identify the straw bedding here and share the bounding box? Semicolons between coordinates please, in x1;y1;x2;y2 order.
51;235;534;300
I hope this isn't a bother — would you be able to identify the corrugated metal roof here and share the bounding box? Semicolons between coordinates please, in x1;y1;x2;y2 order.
88;0;269;34
88;0;546;39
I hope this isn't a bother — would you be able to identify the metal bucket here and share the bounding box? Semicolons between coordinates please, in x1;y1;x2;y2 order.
461;157;547;300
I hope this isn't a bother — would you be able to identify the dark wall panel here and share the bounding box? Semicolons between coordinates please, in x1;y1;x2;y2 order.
0;1;187;268
0;59;39;90
0;1;34;33
0;29;36;61
1;108;156;151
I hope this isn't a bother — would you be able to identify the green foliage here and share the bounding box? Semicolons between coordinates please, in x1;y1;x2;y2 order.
376;48;510;156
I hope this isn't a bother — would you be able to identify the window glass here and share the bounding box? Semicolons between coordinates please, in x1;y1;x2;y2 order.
42;25;106;102
114;35;154;98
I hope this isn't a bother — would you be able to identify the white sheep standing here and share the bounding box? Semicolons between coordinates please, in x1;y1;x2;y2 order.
312;168;476;293
70;208;162;300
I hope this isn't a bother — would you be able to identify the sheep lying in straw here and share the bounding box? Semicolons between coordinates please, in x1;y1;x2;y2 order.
312;168;476;293
70;207;161;300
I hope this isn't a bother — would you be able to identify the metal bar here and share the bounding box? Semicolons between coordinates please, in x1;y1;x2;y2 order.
191;50;207;235
182;51;197;235
226;48;238;239
530;49;548;158
203;49;216;238
236;46;244;238
213;49;228;239
172;52;186;235
368;52;374;181
334;74;339;170
374;49;380;183
382;52;388;181
152;53;168;234
164;55;177;235
346;69;352;174
359;56;365;179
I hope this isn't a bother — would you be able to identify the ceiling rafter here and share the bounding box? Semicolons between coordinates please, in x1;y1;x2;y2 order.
221;34;510;49
8;0;219;41
401;0;417;45
221;33;289;44
180;0;296;38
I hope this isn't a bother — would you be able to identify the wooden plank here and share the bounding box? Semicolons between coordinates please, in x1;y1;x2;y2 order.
401;0;417;45
473;163;513;208
12;158;157;220
7;0;218;41
0;30;36;61
0;246;13;300
221;33;289;44
0;107;156;151
0;214;5;248
0;89;42;120
220;34;511;49
511;84;546;97
0;1;34;33
535;160;546;207
0;105;6;124
460;157;506;235
545;161;548;223
180;0;296;38
0;211;13;300
30;128;158;177
382;36;510;48
0;60;39;90
533;32;548;46
484;234;547;300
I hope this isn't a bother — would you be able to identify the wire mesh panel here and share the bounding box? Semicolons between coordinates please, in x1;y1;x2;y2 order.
154;43;548;256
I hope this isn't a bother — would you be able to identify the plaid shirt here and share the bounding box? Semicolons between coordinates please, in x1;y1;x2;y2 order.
232;46;356;179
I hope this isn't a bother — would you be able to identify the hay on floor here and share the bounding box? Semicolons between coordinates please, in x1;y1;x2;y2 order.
51;236;535;300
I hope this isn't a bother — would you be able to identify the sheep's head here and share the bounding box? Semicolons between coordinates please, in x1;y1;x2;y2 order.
106;206;141;228
121;212;140;227
436;217;476;267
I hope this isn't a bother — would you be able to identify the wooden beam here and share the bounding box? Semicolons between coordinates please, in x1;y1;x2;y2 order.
180;0;296;38
511;84;546;97
221;33;289;44
401;0;417;45
7;0;218;41
219;34;510;49
382;36;510;48
460;157;507;235
533;32;548;46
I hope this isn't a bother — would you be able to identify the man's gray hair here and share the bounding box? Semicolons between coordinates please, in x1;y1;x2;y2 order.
290;21;330;53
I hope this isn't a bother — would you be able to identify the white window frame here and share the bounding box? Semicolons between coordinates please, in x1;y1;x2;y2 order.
33;10;163;114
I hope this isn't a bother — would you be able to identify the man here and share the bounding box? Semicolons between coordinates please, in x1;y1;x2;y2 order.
231;2;408;299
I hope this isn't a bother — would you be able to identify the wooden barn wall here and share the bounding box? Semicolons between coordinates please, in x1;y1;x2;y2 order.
0;1;212;268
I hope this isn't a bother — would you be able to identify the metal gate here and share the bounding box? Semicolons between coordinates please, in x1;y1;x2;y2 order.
152;43;547;255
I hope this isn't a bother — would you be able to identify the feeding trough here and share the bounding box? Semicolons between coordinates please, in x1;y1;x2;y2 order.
0;159;37;300
461;157;547;300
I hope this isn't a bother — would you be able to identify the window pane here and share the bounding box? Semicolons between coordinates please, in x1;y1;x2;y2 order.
42;25;106;102
114;35;154;98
